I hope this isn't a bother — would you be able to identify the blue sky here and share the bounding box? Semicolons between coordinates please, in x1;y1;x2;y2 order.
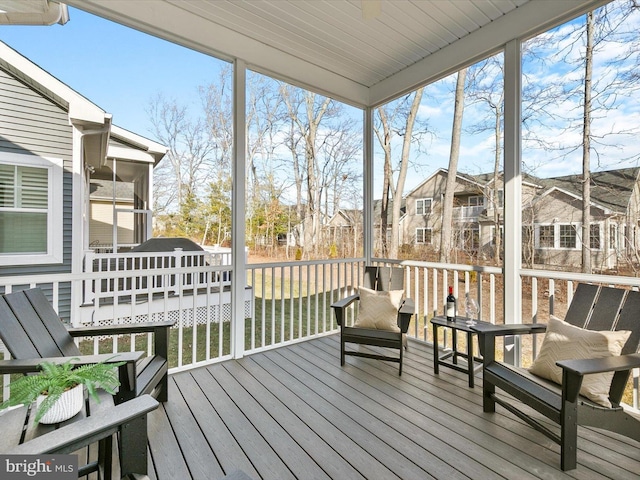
0;7;223;137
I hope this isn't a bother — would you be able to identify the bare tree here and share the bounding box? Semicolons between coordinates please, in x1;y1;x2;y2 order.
581;11;594;273
279;86;361;258
148;93;218;233
375;88;425;258
440;69;467;263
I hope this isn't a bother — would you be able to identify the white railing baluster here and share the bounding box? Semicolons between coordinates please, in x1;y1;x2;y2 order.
2;257;638;407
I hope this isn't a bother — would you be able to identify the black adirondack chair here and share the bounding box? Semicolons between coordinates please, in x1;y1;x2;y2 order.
0;287;173;404
473;283;640;471
5;394;159;479
331;266;414;375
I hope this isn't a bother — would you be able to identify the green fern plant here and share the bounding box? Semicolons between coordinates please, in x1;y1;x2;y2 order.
1;357;125;424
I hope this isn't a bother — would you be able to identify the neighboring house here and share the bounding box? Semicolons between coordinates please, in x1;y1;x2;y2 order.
0;41;166;321
528;168;640;269
373;198;406;254
400;167;640;270
326;209;362;256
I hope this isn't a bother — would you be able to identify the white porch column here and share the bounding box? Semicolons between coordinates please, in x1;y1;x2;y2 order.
503;39;523;365
231;59;247;359
363;107;374;263
70;126;85;326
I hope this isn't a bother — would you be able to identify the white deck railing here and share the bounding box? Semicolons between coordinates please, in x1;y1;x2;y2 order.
0;257;637;409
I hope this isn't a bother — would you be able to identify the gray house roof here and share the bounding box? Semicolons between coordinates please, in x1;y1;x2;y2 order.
459;168;639;214
539;168;640;213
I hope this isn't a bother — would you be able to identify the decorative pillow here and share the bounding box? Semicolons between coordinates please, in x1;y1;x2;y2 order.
354;286;404;332
529;316;631;407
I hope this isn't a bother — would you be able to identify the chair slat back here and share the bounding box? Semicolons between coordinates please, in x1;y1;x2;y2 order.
0;295;42;359
586;286;625;331
616;289;640;355
25;289;79;356
564;283;599;328
0;289;80;359
362;266;404;292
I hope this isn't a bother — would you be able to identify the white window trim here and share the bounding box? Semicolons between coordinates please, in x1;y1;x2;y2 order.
557;223;579;250
415;198;432;216
535;223;555;250
609;223;618;251
0;152;64;265
589;222;602;251
415;227;432;244
468;195;484;207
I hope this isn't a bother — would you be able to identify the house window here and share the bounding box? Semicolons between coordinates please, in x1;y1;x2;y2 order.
468;196;484;207
416;228;432;244
609;224;617;250
0;152;63;265
461;227;479;250
491;226;504;246
416;198;432;216
559;224;577;249
538;225;554;248
590;224;601;250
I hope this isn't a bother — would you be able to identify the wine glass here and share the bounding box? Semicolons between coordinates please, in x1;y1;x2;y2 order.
465;295;479;325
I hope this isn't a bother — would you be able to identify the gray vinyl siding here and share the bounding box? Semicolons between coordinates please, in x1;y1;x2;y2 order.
0;67;73;319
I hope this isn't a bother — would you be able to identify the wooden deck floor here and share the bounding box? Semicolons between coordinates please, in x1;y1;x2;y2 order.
146;335;640;480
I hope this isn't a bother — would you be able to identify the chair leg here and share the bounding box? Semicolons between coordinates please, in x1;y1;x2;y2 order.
398;341;403;376
560;398;579;470
156;373;168;403
340;330;346;366
482;379;496;413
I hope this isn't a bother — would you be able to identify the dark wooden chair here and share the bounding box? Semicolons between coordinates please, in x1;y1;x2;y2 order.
0;287;173;404
5;394;159;479
331;266;414;375
473;283;640;470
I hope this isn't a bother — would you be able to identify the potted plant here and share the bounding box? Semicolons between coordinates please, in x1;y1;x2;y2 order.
1;357;124;424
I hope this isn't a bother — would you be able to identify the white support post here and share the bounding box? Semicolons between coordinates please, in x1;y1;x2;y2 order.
503;39;523;366
71;127;85;326
231;59;247;359
363;107;374;263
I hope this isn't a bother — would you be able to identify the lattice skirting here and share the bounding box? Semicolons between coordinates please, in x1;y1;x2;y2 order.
95;300;253;328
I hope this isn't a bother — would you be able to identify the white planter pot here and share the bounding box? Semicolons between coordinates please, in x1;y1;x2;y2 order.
36;384;84;424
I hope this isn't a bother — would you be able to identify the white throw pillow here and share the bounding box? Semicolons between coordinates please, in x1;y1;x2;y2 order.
529;316;631;407
354;286;404;332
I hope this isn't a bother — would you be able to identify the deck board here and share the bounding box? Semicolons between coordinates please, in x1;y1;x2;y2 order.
147;334;640;480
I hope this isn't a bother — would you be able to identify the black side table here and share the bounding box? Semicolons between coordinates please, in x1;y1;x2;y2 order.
431;315;487;387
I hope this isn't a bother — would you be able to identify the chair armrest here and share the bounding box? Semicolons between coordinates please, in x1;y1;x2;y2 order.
471;323;547;337
68;320;175;337
397;298;414;333
0;352;143;375
557;353;640;376
330;294;360;326
8;394;159;455
557;354;640;405
472;323;546;364
69;322;173;372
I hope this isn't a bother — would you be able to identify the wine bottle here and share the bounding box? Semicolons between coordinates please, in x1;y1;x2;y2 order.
446;286;456;321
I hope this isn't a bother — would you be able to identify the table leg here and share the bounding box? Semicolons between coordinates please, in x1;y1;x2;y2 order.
452;328;458;364
467;331;474;388
432;322;439;375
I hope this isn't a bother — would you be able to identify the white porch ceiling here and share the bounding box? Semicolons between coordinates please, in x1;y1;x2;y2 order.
62;1;608;107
